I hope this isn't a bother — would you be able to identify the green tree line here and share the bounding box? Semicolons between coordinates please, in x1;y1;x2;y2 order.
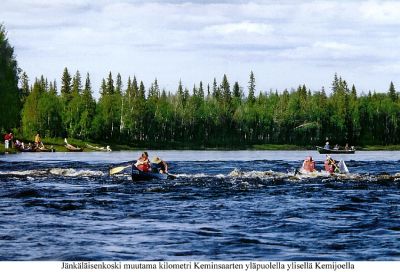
14;70;400;147
2;24;400;148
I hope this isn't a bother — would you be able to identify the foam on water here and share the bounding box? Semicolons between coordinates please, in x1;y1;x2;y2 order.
48;168;105;177
0;170;48;176
1;166;400;183
0;168;105;177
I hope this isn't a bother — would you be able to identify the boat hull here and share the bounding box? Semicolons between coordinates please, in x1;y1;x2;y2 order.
36;148;55;152
131;165;174;181
65;145;83;152
86;144;111;152
316;146;355;154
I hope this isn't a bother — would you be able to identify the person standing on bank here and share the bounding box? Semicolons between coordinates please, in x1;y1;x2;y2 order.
4;132;10;149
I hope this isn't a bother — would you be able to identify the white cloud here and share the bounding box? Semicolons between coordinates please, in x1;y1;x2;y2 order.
314;41;357;52
204;22;273;35
359;1;400;24
1;0;400;94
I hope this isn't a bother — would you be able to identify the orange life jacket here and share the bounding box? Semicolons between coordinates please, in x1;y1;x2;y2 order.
137;163;150;172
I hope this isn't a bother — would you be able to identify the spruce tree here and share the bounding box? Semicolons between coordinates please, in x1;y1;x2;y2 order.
177;80;184;104
116;73;122;95
248;71;256;104
132;76;139;98
389;81;397;102
198;81;204;99
71;70;82;96
0;24;21;131
233;81;241;99
20;71;30;104
221;74;231;104
106;72;114;95
139;81;146;99
61;67;72;102
212;78;220;100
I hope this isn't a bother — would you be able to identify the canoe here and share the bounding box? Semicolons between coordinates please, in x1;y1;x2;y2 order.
19;148;34;152
64;138;83;152
131;165;175;181
86;144;112;152
316;146;355;154
65;144;83;152
35;146;55;152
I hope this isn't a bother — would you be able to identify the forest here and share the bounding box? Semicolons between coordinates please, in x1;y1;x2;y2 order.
1;24;400;149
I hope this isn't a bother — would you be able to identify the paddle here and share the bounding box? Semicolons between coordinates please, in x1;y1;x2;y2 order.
109;164;131;175
328;158;348;174
166;173;176;180
327;158;340;173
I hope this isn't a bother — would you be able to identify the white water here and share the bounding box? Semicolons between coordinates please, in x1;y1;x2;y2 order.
0;168;105;177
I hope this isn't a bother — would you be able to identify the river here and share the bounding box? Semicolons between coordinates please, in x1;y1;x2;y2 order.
0;151;399;260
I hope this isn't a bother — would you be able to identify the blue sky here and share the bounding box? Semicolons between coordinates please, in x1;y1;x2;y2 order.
2;0;400;97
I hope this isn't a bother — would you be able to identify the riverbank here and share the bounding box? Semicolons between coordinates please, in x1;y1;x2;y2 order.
360;145;400;151
3;138;400;154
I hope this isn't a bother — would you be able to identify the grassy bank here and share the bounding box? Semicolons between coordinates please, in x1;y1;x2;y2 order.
3;138;400;154
0;145;18;154
359;145;400;151
41;138;138;152
251;144;307;150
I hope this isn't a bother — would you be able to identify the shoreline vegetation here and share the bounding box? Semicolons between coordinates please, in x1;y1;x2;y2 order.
2;24;400;153
3;138;400;155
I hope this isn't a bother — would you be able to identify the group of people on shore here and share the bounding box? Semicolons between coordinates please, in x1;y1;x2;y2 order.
3;132;46;152
301;155;340;174
134;151;169;174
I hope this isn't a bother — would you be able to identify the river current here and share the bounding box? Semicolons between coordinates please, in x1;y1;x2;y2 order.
0;151;399;260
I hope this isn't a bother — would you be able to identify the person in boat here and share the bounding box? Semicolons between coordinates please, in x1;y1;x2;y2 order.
324;155;337;174
135;152;151;172
34;133;44;148
152;157;168;174
14;139;22;149
26;143;33;151
324;141;330;149
333;144;340;150
344;143;350;151
302;156;316;173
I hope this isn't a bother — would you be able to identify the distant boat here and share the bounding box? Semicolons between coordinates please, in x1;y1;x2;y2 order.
64;138;83;152
86;144;112;152
316;146;355;154
35;146;55;152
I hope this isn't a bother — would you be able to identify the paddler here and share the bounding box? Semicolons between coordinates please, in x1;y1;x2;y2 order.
324;155;337;174
302;156;316;173
152;157;168;174
135;152;151;172
34;132;44;149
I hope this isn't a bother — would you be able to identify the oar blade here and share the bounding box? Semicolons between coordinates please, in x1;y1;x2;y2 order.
109;165;130;175
167;173;176;180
